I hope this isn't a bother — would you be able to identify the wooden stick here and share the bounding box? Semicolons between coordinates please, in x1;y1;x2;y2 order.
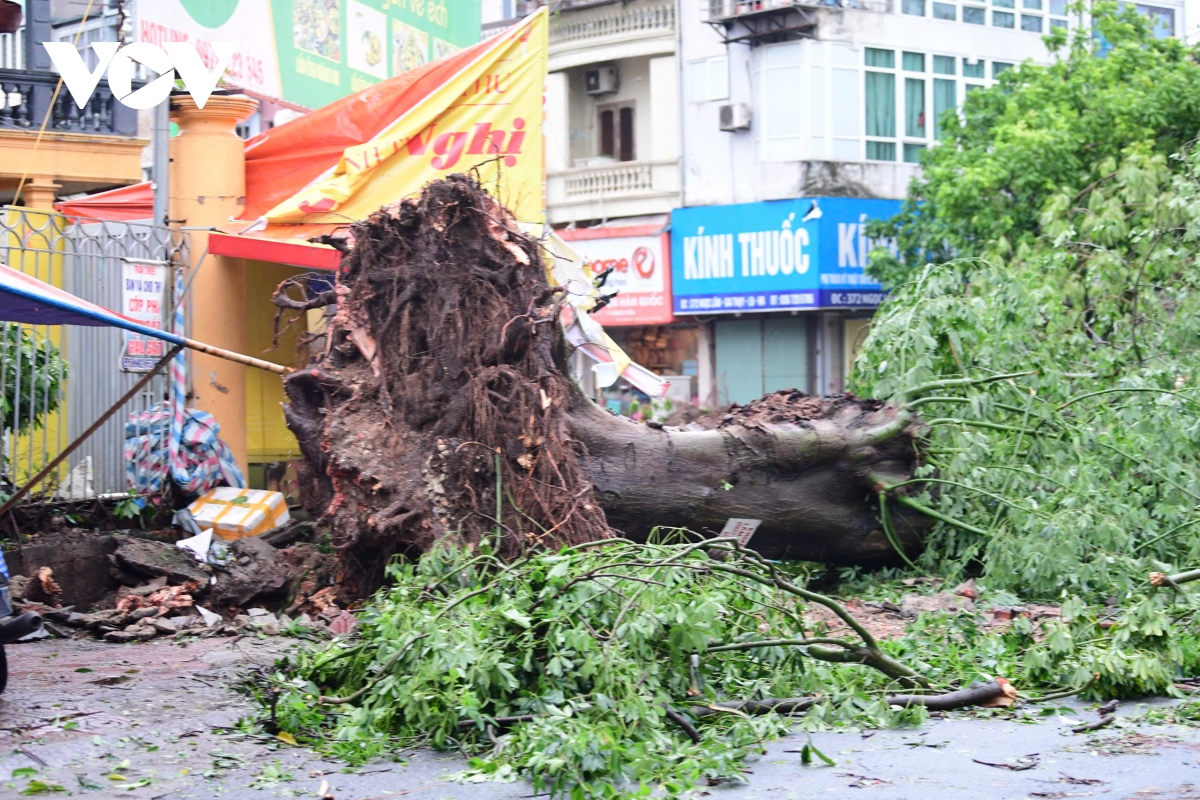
0;346;182;520
182;336;291;375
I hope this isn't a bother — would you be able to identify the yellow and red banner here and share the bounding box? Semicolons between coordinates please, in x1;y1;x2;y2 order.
262;9;547;228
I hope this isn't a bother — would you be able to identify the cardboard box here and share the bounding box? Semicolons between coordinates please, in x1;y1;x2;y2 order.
187;487;290;541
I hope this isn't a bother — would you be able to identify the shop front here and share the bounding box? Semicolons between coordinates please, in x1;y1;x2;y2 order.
558;222;704;421
670;197;901;405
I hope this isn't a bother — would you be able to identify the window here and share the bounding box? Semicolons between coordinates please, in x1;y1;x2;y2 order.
598;103;635;162
903;52;926;143
933;2;957;18
852;50;1011;162
933;56;956;141
1136;4;1175;38
1021;14;1043;29
865;48;896;161
690;56;729;103
1048;0;1069;27
993;10;1015;25
902;0;926;14
761;42;803;161
56;19;121;71
963;5;986;22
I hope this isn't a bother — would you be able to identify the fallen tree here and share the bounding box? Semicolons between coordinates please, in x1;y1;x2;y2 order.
276;176;931;591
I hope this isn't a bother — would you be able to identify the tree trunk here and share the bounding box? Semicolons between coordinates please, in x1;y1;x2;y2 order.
568;394;924;564
276;176;927;593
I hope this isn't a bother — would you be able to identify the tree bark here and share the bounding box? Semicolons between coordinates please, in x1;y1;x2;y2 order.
276;176;928;592
567;393;925;563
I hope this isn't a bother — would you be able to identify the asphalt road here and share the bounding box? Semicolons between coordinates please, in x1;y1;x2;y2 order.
1;636;1198;799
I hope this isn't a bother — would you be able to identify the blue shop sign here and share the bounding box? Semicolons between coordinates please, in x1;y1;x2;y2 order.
670;197;901;314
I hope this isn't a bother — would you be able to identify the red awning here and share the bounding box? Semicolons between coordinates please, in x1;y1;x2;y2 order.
55;182;153;222
208;231;341;272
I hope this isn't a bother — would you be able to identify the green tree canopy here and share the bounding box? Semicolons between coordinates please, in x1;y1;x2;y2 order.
868;3;1200;286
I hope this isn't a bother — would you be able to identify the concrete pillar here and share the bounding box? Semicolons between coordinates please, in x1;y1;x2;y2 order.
696;321;716;409
19;177;61;210
170;94;258;477
648;56;680;163
815;311;844;396
545;71;569;174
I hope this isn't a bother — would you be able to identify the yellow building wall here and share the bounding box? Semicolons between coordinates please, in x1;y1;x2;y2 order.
245;260;304;463
2;207;67;487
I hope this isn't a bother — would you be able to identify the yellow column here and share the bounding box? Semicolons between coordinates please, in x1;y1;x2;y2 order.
19;177;62;210
169;95;258;477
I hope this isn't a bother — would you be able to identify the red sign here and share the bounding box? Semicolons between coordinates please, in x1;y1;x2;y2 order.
559;225;675;326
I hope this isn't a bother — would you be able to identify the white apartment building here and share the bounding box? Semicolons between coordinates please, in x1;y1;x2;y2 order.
494;0;1186;412
680;0;1184;205
669;0;1185;406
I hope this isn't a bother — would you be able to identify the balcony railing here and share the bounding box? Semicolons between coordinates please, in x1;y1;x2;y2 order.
550;3;676;46
0;71;138;135
560;161;659;199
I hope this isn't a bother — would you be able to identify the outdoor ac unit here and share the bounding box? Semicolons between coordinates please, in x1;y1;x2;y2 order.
585;66;619;96
719;102;752;131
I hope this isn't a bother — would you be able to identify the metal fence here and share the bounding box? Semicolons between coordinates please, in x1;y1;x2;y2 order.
0;207;188;500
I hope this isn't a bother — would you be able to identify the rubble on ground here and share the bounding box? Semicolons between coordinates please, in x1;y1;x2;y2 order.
7;523;341;643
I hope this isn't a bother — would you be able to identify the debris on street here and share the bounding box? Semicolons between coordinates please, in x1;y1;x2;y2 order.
6;523;339;642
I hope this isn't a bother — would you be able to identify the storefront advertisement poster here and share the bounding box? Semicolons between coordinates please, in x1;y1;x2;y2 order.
670;197;901;314
120;262;168;373
558;226;674;326
136;0;480;111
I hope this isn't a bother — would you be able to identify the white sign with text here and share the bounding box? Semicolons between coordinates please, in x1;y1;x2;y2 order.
120;262;168;373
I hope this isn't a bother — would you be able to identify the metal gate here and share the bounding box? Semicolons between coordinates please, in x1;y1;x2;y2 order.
0;207;188;499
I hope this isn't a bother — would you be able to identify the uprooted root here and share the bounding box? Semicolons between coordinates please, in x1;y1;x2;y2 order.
280;175;609;593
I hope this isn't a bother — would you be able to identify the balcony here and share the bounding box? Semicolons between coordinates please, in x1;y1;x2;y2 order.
547;159;680;224
549;2;676;72
702;0;892;44
0;71;138;135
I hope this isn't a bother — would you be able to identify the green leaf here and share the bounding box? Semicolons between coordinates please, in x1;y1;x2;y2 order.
500;608;531;629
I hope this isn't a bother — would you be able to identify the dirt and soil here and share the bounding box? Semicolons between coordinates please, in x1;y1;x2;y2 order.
5;528;340;641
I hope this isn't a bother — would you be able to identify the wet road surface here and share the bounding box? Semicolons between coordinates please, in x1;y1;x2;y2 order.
1;637;1198;799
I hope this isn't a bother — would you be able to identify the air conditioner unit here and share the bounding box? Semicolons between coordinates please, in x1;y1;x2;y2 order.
719;102;752;131
585;66;619;96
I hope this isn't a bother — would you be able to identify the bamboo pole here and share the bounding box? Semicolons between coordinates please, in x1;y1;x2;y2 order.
181;336;291;376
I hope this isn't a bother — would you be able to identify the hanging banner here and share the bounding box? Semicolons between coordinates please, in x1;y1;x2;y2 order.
120;261;168;373
136;0;481;110
261;8;547;226
558;224;675;327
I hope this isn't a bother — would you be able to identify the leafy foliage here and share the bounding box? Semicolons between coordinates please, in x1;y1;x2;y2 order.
252;540;938;797
852;136;1200;601
251;541;1200;795
867;3;1200;286
0;324;68;435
